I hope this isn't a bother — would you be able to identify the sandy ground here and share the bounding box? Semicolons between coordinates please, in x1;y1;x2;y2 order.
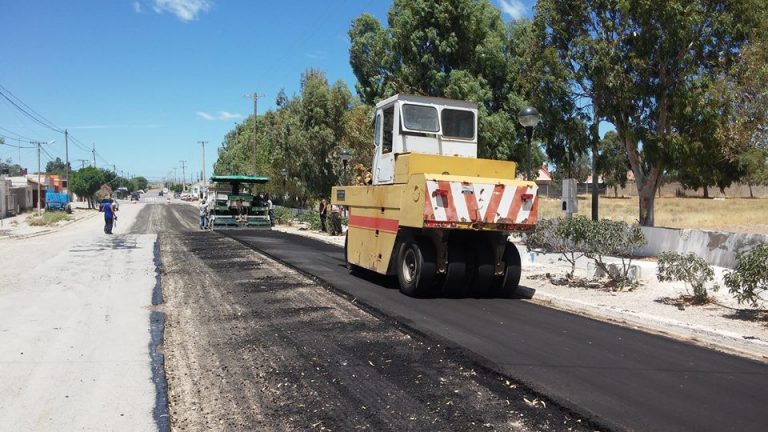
273;225;768;362
0;201;158;431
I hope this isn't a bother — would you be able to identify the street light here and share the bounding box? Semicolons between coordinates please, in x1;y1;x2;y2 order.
338;149;351;185
517;107;540;181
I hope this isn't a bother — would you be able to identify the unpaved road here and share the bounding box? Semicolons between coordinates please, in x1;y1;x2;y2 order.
132;203;596;431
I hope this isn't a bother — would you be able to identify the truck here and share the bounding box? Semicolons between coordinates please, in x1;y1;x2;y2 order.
45;190;71;212
331;94;538;297
208;175;271;229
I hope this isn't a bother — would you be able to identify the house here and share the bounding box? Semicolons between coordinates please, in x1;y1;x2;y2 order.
7;176;38;212
0;176;16;217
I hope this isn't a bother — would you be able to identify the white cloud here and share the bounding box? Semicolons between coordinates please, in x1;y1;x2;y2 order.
153;0;213;22
196;111;243;121
498;0;526;20
133;1;142;13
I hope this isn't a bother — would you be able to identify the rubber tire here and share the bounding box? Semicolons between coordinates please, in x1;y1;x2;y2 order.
442;241;469;298
397;238;437;297
469;241;494;298
495;244;522;298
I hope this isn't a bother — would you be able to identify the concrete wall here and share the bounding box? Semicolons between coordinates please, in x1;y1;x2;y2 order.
637;226;768;268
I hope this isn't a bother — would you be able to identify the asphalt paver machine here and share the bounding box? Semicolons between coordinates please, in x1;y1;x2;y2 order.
208;175;271;229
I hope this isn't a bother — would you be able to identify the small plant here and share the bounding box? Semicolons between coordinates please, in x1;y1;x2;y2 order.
525;216;590;278
724;244;768;308
656;252;718;304
583;219;647;289
27;212;72;227
297;209;321;231
273;206;294;225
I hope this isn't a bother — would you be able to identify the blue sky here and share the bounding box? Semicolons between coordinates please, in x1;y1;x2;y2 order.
0;0;533;181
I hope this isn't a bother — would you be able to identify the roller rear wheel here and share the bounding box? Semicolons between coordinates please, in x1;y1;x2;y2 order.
442;242;469;298
397;238;437;297
493;244;522;297
469;242;494;298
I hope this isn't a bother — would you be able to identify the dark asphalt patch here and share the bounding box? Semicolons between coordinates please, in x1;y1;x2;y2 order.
149;311;170;432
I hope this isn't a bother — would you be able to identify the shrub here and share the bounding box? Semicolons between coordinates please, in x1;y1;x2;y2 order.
297;209;321;231
273;206;293;225
583;219;646;289
525;216;590;277
656;252;718;304
723;244;768;308
27;212;72;227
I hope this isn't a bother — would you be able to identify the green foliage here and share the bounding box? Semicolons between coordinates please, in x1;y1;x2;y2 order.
273;206;293;225
536;0;764;226
45;157;69;176
348;0;555;165
297;209;321;231
27;211;71;226
526;216;590;277
599;131;629;197
583;220;646;289
738;149;768;198
724;245;768;308
526;217;645;288
0;157;23;176
131;176;149;191
213;70;372;208
657;252;718;304
69;167;105;208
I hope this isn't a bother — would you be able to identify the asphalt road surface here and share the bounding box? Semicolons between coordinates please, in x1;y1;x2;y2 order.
132;202;598;431
222;227;768;431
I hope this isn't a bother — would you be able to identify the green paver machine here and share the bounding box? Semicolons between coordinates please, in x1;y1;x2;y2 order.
208;175;271;229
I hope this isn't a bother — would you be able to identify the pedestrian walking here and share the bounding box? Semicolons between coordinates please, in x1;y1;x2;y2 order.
330;204;342;235
103;198;117;234
199;199;209;229
319;198;328;233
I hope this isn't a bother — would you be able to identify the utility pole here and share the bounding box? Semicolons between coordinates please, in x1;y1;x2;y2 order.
92;144;96;168
113;164;117;173
179;160;187;191
77;159;88;169
36;141;41;215
244;92;263;175
64;129;70;198
198;140;207;193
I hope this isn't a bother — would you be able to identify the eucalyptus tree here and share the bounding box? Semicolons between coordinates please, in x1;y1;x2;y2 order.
536;0;764;225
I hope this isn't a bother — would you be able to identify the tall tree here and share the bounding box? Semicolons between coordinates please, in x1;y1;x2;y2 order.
536;0;764;225
45;157;68;176
69;166;105;209
598;131;629;197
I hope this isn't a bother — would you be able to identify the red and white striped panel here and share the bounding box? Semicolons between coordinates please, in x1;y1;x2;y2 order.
424;180;538;224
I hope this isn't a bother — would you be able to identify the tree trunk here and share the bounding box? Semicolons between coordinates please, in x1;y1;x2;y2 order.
703;185;709;199
614;186;618;198
748;183;754;199
638;183;657;226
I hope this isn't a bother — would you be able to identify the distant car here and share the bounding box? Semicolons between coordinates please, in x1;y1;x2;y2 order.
130;192;140;201
158;191;164;196
138;189;145;194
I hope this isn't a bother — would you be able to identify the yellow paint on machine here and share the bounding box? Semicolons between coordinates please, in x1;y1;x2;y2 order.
333;153;536;275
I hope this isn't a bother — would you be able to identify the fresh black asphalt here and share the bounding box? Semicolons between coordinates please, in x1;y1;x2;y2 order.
225;229;768;432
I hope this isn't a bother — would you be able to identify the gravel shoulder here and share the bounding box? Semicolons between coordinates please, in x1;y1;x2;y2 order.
272;225;768;362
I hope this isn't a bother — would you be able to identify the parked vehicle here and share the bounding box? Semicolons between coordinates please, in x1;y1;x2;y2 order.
45;191;71;212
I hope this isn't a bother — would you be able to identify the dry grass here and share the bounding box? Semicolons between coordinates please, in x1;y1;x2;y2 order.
539;196;768;234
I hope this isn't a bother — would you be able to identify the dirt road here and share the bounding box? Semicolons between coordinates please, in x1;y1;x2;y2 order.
132;203;596;431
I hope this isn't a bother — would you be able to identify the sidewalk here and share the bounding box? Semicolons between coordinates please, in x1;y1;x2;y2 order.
0;201;101;239
273;224;768;362
0;202;158;431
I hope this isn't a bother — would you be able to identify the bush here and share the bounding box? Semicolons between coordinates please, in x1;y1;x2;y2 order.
27;212;72;227
723;244;768;307
583;219;646;289
656;252;718;304
297;209;322;231
526;216;590;277
273;206;294;225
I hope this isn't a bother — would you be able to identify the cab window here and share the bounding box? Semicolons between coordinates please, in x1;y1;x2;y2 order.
402;104;439;133
382;106;394;153
441;109;475;139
